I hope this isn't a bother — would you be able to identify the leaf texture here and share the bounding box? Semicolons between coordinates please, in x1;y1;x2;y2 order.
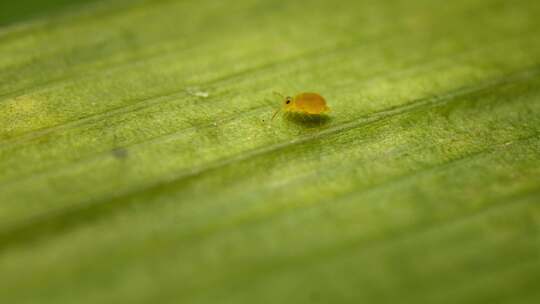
0;0;540;303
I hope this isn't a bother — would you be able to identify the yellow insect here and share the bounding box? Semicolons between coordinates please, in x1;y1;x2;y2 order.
272;92;330;120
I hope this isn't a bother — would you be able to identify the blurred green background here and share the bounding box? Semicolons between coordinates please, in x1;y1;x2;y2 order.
0;0;102;26
1;0;539;303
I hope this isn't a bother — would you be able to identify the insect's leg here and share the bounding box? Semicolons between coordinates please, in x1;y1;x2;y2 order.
271;108;281;121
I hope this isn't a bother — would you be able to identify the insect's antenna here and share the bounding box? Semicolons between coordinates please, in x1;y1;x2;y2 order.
273;91;285;99
271;108;281;121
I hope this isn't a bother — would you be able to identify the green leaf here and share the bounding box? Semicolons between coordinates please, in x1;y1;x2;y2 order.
1;0;540;303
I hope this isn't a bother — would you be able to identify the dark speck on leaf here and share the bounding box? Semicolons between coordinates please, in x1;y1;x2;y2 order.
112;147;128;159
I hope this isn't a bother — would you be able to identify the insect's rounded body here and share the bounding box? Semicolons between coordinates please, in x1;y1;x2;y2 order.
272;92;330;121
285;92;330;114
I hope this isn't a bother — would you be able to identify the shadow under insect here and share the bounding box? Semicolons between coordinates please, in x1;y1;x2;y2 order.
284;112;331;128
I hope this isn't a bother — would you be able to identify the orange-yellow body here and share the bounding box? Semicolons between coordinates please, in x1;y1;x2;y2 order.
273;92;330;120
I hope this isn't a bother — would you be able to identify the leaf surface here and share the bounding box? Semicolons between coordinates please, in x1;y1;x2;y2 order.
1;0;540;303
